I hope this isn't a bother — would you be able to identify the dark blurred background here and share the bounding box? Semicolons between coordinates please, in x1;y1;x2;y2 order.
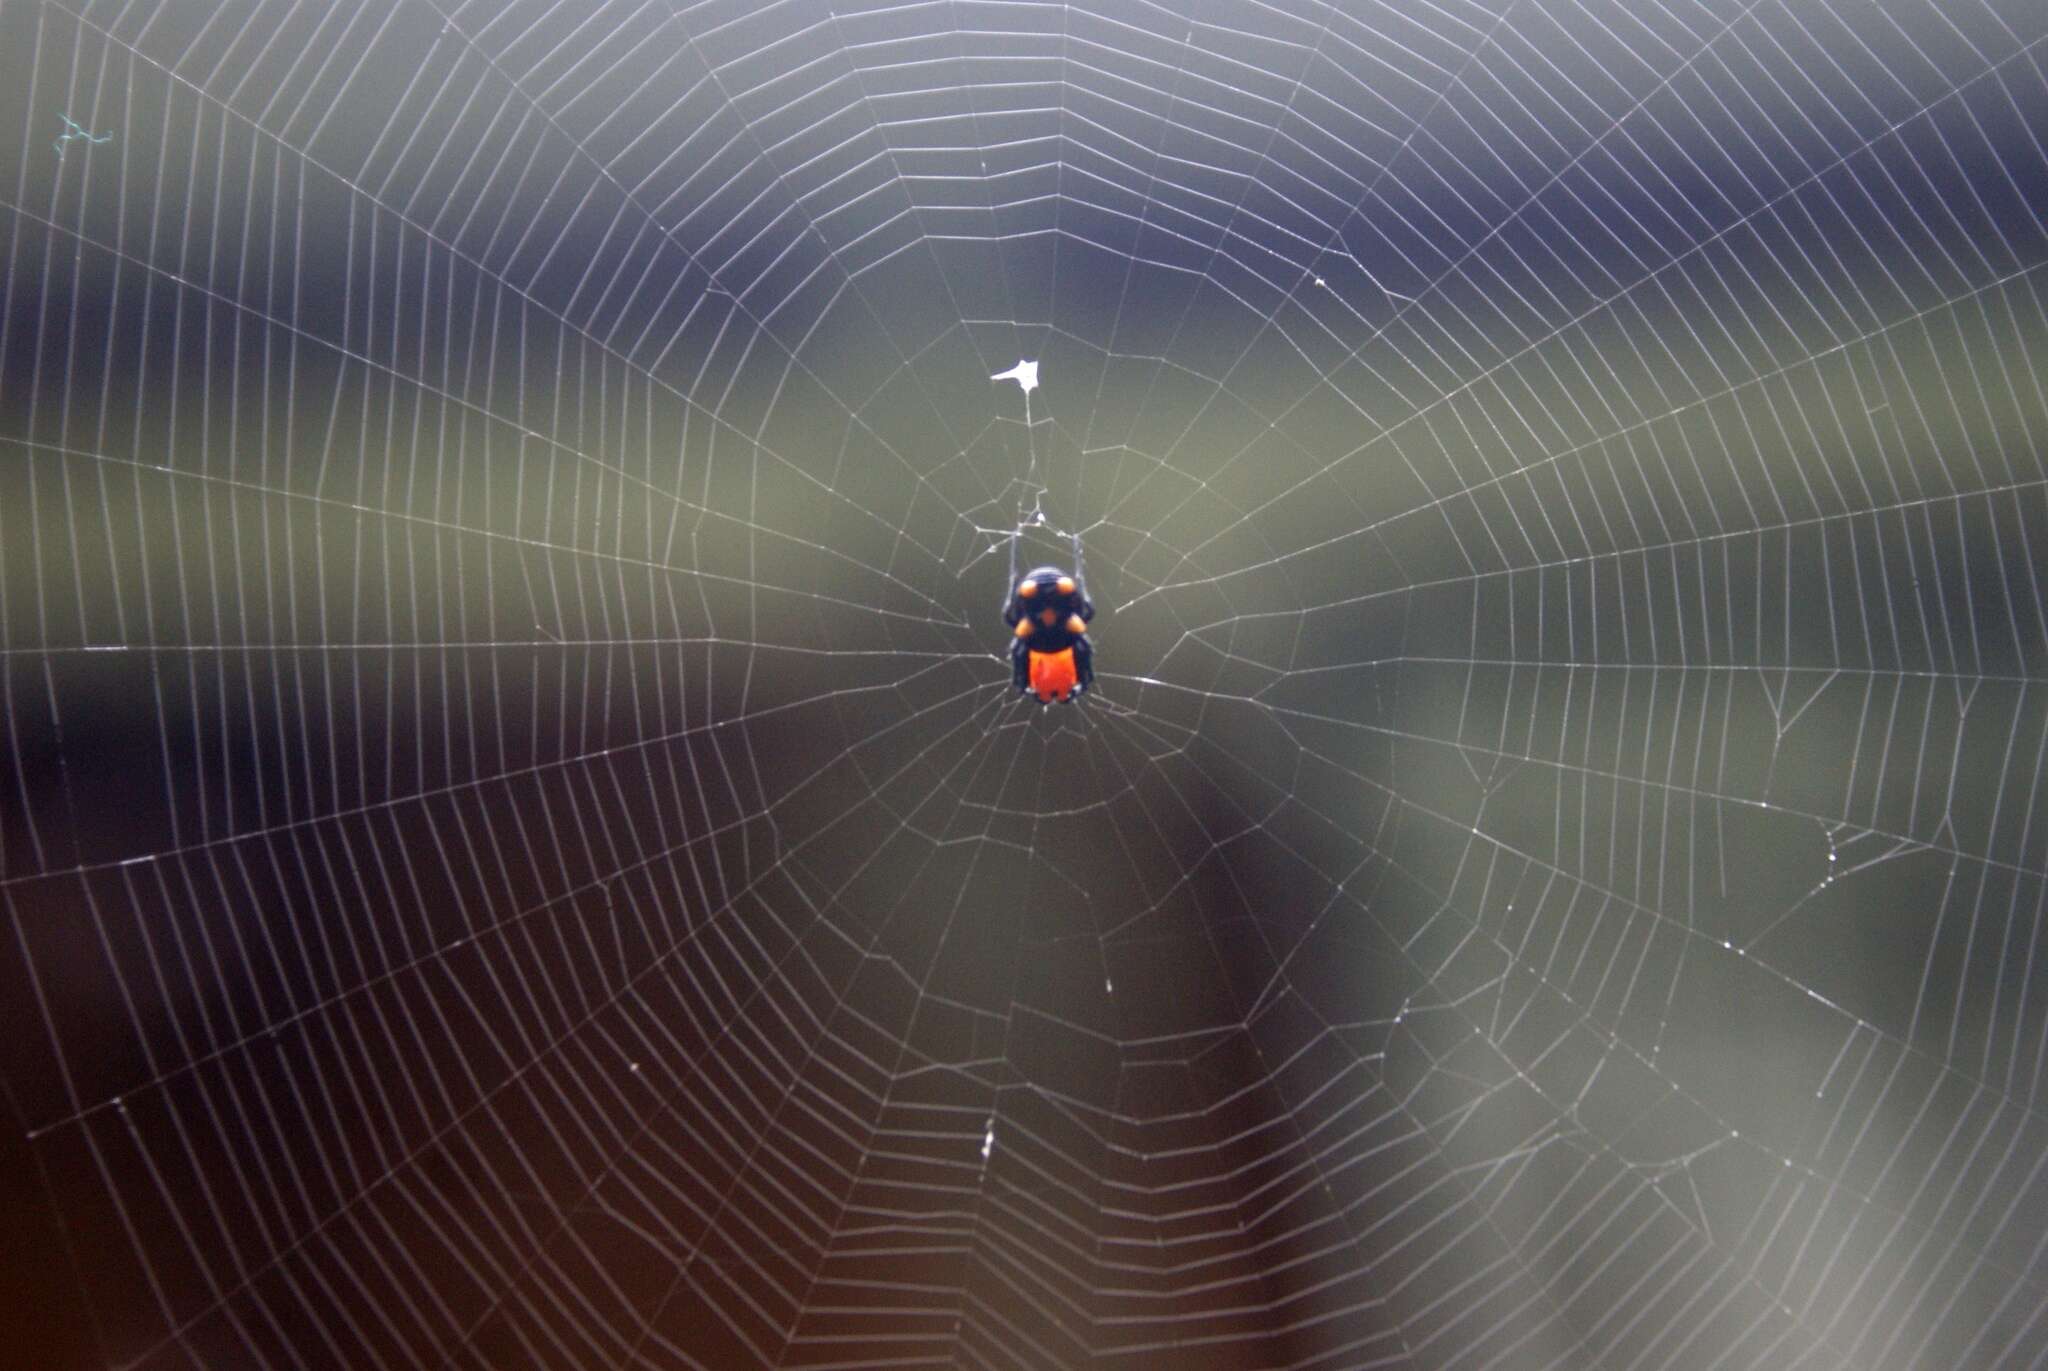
3;0;2046;1367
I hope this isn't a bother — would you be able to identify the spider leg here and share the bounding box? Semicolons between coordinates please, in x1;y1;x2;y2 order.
1071;636;1093;696
1011;638;1032;693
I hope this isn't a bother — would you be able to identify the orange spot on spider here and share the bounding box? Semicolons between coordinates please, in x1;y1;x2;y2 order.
1014;619;1032;638
1029;648;1078;702
1056;576;1075;596
1067;614;1087;636
1039;607;1059;626
1017;580;1037;598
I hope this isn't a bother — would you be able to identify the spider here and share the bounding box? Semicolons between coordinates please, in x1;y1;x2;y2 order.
1005;564;1094;702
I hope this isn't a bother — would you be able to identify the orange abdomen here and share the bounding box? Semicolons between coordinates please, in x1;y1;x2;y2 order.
1028;647;1078;702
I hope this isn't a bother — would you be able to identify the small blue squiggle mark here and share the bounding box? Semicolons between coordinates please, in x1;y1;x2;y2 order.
54;113;112;157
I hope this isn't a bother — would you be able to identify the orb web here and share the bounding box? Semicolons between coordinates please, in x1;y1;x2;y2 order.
2;1;2046;1368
